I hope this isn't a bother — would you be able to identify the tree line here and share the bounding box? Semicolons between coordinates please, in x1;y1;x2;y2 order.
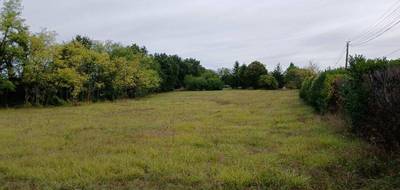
218;61;316;90
0;0;319;107
0;0;223;106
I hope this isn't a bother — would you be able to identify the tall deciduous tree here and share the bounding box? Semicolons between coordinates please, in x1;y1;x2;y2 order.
23;30;56;105
0;0;29;92
244;61;268;89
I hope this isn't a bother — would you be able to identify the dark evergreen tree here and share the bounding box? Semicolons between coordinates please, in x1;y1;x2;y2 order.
272;63;285;88
238;64;248;88
231;61;241;88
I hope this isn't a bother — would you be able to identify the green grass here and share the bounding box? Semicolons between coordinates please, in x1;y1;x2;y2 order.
0;90;396;189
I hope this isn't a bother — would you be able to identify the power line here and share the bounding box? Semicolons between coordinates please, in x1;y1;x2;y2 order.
333;44;347;67
352;18;400;46
330;1;400;67
346;2;400;63
351;6;400;46
352;0;400;43
385;47;400;57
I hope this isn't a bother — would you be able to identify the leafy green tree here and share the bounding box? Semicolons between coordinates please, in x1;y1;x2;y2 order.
23;30;56;105
244;61;268;89
218;67;233;87
0;0;29;91
184;58;204;76
133;68;160;96
258;74;278;90
153;53;181;91
74;35;93;49
184;70;223;91
287;62;297;71
0;0;210;106
285;63;316;89
184;75;207;91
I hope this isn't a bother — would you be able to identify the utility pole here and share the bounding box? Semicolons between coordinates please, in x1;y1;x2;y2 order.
345;41;350;69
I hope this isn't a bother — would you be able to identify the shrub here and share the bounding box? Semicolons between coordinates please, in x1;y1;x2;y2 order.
258;75;278;90
206;78;224;90
300;69;347;114
309;69;347;114
342;56;400;150
285;67;316;89
299;76;314;103
184;75;207;91
184;70;224;91
301;55;400;150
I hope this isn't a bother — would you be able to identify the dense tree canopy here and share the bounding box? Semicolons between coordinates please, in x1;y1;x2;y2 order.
244;61;268;89
0;0;29;94
0;0;214;106
218;61;316;90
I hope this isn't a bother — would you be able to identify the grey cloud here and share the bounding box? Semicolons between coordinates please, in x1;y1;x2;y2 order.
21;0;399;70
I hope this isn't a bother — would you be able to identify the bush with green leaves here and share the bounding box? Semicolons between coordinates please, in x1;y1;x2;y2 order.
309;69;347;113
299;76;315;103
184;70;223;91
258;75;278;90
184;75;207;91
300;55;400;150
342;56;400;150
285;64;316;89
300;69;347;113
244;61;268;89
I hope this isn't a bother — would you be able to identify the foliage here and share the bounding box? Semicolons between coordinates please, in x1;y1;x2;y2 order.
221;61;271;89
221;62;316;90
153;54;205;92
0;78;15;94
272;64;285;88
342;56;400;150
238;64;249;88
301;69;347;113
218;67;233;87
299;76;314;103
258;74;278;90
0;0;29;93
0;0;213;106
285;63;316;89
244;61;268;89
300;55;400;150
184;70;223;91
231;61;241;88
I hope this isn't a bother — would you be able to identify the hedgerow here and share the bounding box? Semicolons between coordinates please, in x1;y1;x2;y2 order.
342;56;400;150
300;56;400;150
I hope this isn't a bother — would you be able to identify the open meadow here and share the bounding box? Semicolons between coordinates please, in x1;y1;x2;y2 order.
0;90;392;189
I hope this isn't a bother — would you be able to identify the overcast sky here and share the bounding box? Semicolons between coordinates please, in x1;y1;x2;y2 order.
18;0;400;70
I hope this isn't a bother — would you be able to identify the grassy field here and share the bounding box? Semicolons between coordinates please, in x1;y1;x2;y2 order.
0;90;394;189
